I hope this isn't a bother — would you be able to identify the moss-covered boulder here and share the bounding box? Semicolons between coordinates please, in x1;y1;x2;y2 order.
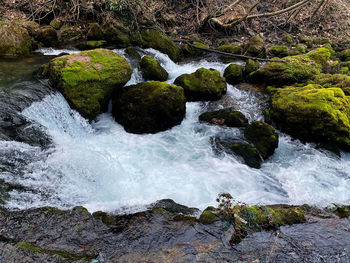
244;36;266;58
268;45;289;58
41;48;132;121
289;44;307;56
59;25;84;43
139;55;168;81
269;84;350;150
244;59;260;75
224;64;244;85
0;21;32;56
103;25;130;47
249;47;332;86
300;37;313;48
231;142;262;169
244;121;279;160
174;68;227;101
199;108;248;127
35;26;58;47
217;43;242;54
76;40;107;50
112;81;186;134
282;33;293;44
49;19;62;30
308;73;350;95
183;41;208;56
339;49;350;62
87;23;104;40
141;30;180;62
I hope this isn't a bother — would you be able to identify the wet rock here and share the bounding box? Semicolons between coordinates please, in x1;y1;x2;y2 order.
244;121;279;160
0;21;32;56
41;48;132;121
174;68;227;101
244;59;260;75
113;81;186;134
199;108;248;127
224;64;244;85
231;142;262;168
139;55;168;81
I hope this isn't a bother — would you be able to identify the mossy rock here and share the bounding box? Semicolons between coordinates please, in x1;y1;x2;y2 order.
41;48;132;121
21;21;40;36
269;84;350;150
199;210;220;224
140;55;168;81
76;40;107;50
282;33;293;44
268;45;289;58
300;37;313;48
60;25;84;43
0;21;32;56
224;64;244;85
308;73;350;95
199;108;248;127
92;211;114;225
49;19;62;30
289;44;307;56
87;23;104;40
183;41;208;56
112;81;186;134
249;47;333;86
174;68;227;101
217;43;242;54
339;49;350;62
35;25;58;47
103;24;130;47
125;46;141;61
244;59;260;75
244;121;279;160
244;36;266;58
141;30;179;61
231;142;262;169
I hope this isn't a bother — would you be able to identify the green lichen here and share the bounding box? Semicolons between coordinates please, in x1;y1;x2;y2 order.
76;40;107;50
139;55;168;81
42;48;132;121
35;25;58;47
125;46;141;60
141;30;180;61
174;68;227;101
224;64;244;85
60;25;83;42
268;45;289;58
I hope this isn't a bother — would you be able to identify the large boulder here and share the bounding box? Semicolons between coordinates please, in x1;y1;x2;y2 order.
268;84;350;150
41;48;132;121
174;68;227;101
199;108;248;127
249;47;333;86
0;21;32;56
141;30;180;62
139;55;168;81
34;25;58;47
244;121;279;160
113;81;186;134
224;64;244;85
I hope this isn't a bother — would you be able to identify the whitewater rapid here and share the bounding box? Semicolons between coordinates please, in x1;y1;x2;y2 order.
3;48;350;213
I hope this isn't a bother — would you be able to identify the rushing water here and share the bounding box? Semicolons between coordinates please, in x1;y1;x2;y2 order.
1;48;350;213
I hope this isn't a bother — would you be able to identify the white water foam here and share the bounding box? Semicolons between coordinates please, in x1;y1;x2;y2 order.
3;49;350;212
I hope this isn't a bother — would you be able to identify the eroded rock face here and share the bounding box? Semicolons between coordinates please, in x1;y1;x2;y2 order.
174;68;227;101
113;81;186;134
0;22;32;56
41;48;132;121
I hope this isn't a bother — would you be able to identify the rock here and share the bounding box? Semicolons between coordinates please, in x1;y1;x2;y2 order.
244;121;279;160
103;24;130;47
183;41;208;56
300;37;313;48
268;45;289;58
289;44;307;56
59;25;84;43
268;84;350;150
244;59;260;75
282;33;293;44
0;21;32;56
339;49;350;61
112;81;186;134
139;55;168;81
34;26;58;47
244;36;266;58
231;142;262;169
141;30;180;61
41;48;132;121
199;108;248;127
199;210;220;224
125;46;141;61
308;73;350;95
174;68;227;101
249;47;333;86
87;23;104;40
224;64;244;85
217;43;242;54
75;40;107;50
49;19;62;30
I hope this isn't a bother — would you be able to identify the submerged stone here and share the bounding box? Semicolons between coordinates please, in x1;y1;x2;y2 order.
113;81;186;134
174;68;227;101
41;48;132;121
139;55;168;81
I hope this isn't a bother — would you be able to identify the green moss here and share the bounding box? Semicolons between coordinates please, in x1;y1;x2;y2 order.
87;23;104;40
17;241;44;253
269;45;289;58
269;84;350;150
174;68;227;101
306;47;332;67
76;40;107;50
92;211;114;225
282;33;293;44
224;64;244;85
339;49;350;61
300;37;313;48
141;30;179;61
289;44;307;55
217;43;242;54
308;73;350;95
139;55;168;81
113;81;186;134
60;25;83;42
231;143;261;169
244;59;259;75
49;19;62;30
199;210;220;224
183;41;208;56
42;48;132;121
244;36;266;58
0;21;32;56
73;206;90;215
244;121;279;160
199;108;248;127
